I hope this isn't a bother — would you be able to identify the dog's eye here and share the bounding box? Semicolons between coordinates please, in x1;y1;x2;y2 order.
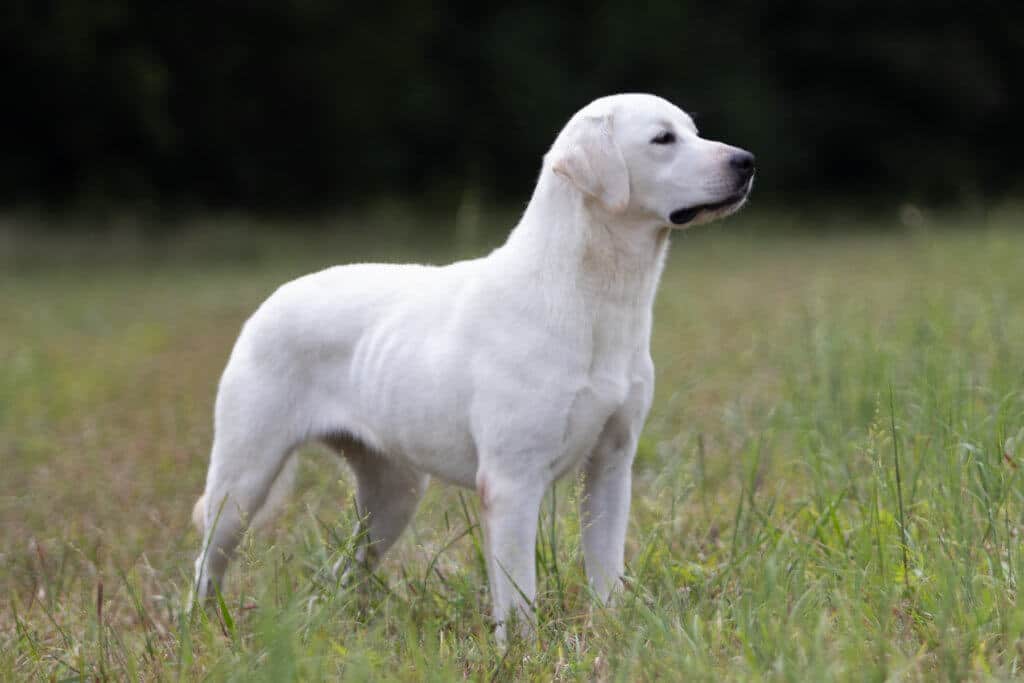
650;131;676;145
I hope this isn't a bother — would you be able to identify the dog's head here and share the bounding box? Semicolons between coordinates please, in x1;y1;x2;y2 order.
547;94;754;228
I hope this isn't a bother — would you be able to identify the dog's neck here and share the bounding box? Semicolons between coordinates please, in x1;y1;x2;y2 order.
501;167;671;314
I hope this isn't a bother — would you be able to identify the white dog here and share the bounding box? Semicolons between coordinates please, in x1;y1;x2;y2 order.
191;93;754;640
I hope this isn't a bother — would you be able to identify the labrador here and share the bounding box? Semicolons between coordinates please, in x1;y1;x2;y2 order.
191;93;754;641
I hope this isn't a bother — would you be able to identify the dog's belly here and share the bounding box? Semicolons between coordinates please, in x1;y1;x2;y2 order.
336;330;482;488
386;411;480;489
320;390;481;488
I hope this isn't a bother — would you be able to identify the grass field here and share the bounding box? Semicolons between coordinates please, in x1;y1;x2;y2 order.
2;209;1024;681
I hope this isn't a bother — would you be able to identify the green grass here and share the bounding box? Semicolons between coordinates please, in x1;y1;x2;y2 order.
2;209;1024;680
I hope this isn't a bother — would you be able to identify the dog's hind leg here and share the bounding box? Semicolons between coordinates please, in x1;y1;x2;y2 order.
325;438;428;581
191;454;297;533
192;392;300;605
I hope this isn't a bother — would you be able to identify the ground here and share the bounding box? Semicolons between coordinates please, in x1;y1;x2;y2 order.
2;208;1023;681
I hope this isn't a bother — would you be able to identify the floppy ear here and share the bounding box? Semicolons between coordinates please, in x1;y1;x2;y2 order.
550;113;630;213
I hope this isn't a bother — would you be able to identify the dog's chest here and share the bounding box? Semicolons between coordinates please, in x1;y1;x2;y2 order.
548;353;634;478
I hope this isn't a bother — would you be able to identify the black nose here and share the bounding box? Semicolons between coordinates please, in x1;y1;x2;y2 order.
729;151;756;179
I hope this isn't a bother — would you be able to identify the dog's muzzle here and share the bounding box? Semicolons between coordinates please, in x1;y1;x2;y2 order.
669;175;754;226
670;151;755;225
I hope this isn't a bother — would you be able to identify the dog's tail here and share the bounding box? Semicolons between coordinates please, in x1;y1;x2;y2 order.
191;494;207;533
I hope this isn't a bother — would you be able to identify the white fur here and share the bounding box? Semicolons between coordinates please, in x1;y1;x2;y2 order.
190;93;753;641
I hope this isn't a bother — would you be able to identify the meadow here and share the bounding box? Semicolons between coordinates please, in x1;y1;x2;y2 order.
2;208;1023;681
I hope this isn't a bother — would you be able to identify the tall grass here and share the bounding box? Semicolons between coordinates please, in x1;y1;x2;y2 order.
2;210;1023;680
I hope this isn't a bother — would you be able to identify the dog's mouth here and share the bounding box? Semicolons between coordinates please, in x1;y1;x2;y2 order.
669;178;753;226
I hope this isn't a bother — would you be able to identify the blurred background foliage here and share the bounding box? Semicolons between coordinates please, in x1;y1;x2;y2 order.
0;1;1021;214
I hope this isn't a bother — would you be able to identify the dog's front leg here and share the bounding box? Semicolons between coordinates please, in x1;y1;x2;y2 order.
478;472;546;644
580;430;636;603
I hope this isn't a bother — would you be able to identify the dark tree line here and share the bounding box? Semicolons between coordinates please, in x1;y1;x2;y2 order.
1;1;1021;212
